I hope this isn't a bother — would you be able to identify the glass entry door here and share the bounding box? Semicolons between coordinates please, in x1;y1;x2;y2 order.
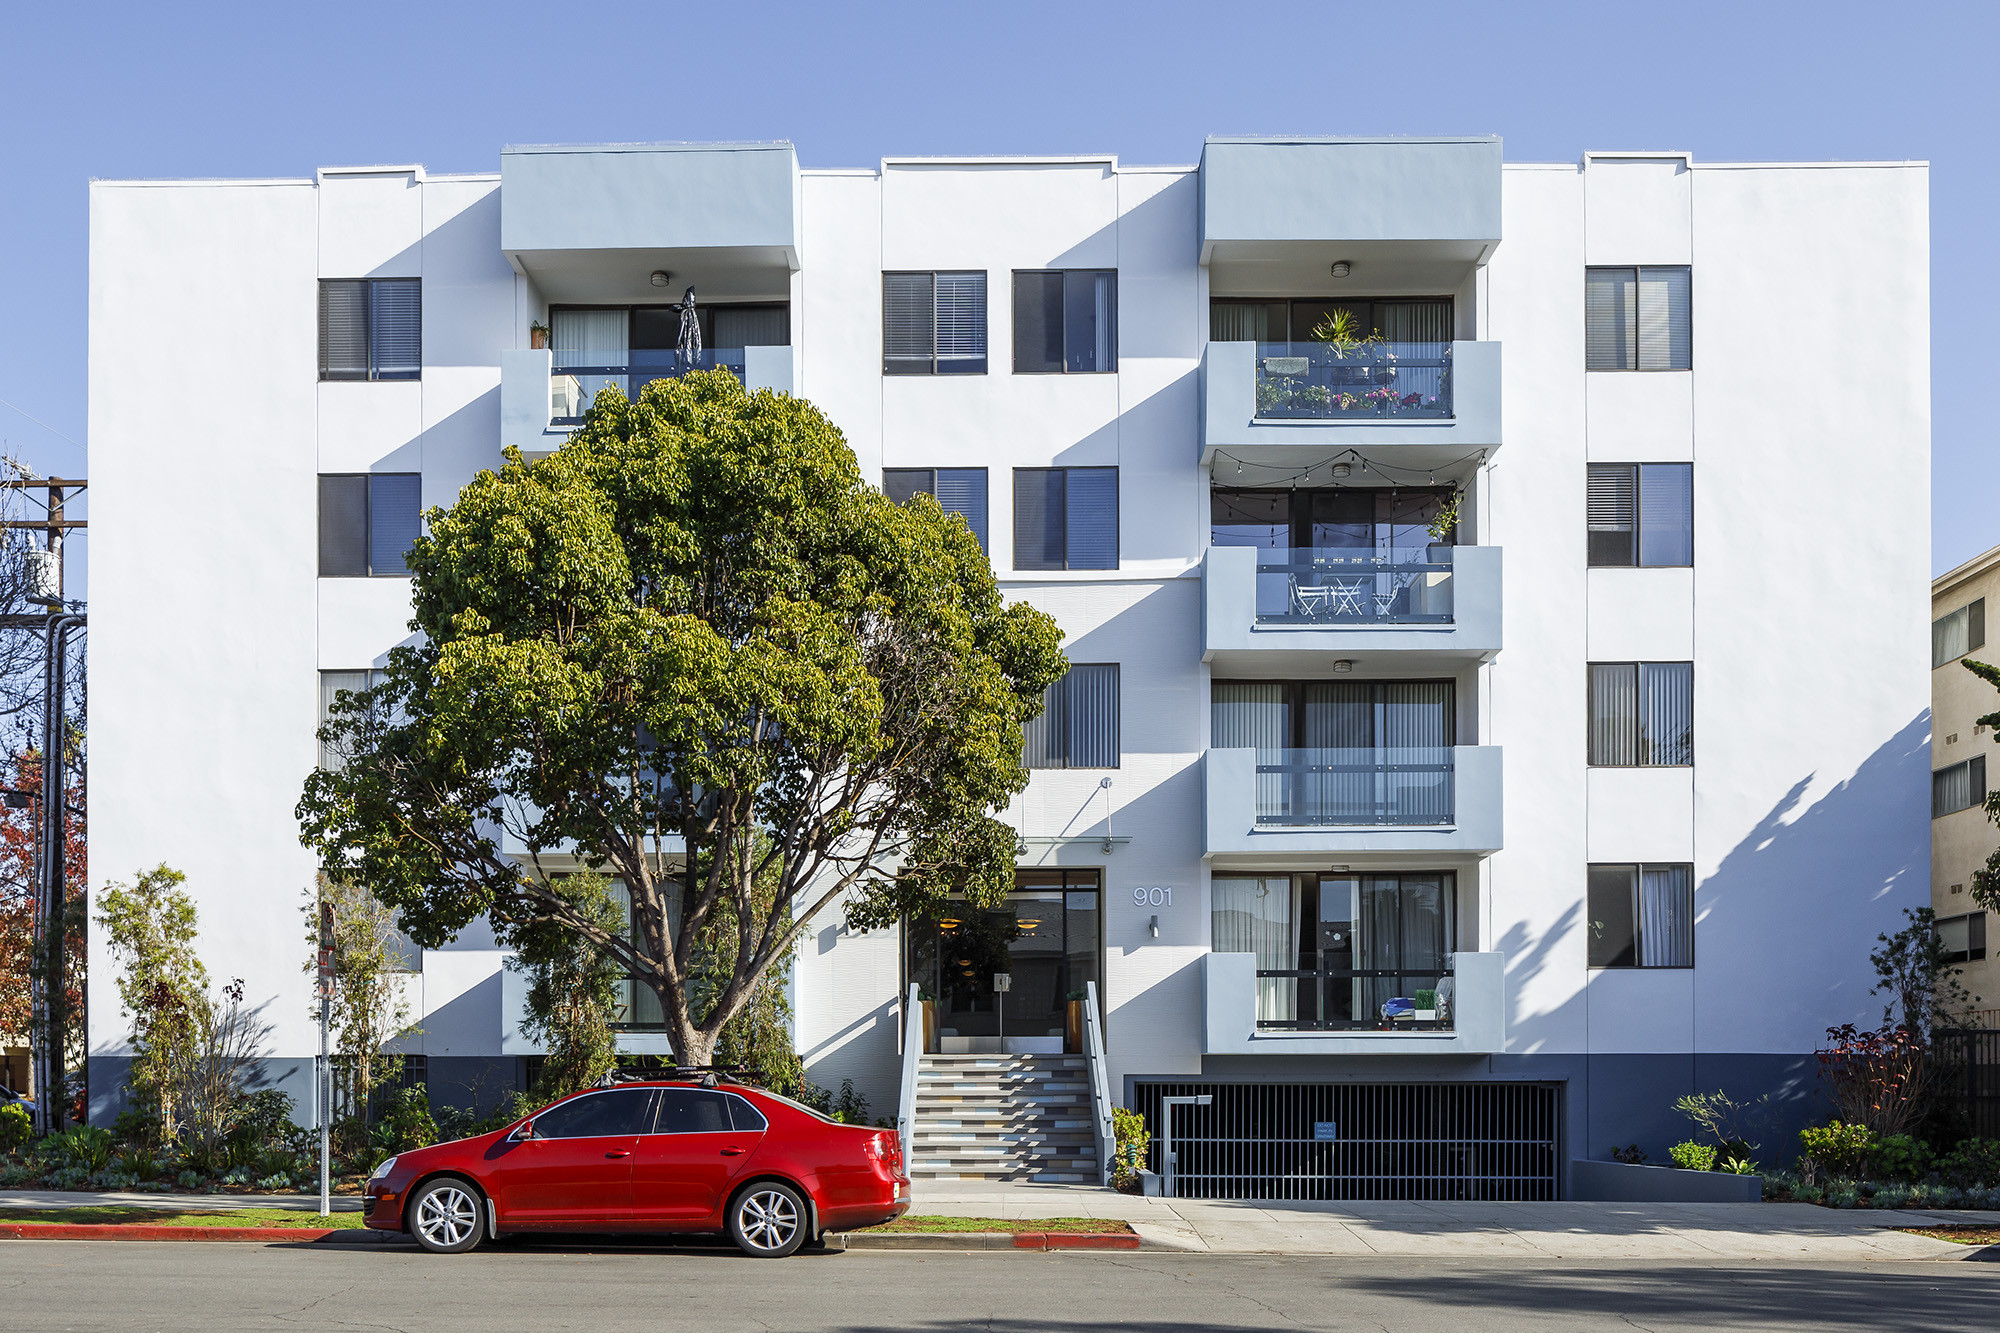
907;870;1101;1053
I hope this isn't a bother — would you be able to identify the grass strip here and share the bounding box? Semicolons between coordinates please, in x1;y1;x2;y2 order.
0;1207;365;1230
1895;1225;2000;1245
857;1215;1132;1235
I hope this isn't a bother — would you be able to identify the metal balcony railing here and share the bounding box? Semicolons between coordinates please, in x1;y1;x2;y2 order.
1252;747;1454;826
550;348;748;424
1253;341;1452;420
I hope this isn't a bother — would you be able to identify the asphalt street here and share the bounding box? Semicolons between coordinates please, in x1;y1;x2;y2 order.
1;1239;1998;1332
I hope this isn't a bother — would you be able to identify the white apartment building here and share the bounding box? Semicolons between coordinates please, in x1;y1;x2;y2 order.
88;138;1931;1198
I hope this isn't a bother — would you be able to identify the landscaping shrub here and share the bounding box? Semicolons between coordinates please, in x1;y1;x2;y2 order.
1610;1143;1646;1165
1938;1138;2000;1187
1111;1107;1149;1188
1798;1121;1874;1179
0;1102;29;1152
1669;1141;1717;1171
1868;1132;1932;1181
379;1086;439;1153
50;1125;114;1173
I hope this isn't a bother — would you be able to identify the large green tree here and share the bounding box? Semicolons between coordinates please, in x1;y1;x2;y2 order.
298;371;1066;1065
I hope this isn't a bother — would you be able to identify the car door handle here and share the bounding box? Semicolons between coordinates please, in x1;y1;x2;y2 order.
605;1150;632;1158
720;1147;749;1156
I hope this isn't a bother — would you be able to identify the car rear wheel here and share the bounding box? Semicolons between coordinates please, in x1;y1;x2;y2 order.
728;1182;807;1258
408;1177;485;1254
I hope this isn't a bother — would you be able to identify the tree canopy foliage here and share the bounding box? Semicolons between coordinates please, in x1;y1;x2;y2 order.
299;371;1067;1062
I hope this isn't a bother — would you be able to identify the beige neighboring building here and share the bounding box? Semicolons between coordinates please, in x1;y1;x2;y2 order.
1934;547;2000;1027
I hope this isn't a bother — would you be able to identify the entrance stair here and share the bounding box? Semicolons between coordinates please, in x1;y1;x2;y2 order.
907;1054;1099;1184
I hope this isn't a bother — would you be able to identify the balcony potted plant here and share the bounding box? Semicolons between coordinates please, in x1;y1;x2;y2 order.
529;320;551;351
1427;493;1461;563
1413;988;1439;1023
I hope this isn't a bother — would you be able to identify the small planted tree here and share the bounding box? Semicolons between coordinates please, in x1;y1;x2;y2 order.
97;865;207;1140
1869;906;1977;1038
306;874;417;1120
300;371;1067;1065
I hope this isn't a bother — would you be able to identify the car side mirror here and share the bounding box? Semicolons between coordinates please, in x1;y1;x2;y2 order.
509;1120;536;1142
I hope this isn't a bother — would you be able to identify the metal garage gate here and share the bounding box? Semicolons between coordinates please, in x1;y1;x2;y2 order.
1132;1081;1561;1201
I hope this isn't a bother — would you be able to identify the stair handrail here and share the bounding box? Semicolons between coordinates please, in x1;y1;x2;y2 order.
897;981;922;1168
1083;980;1115;1186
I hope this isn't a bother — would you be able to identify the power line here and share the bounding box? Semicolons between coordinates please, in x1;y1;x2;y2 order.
0;396;84;451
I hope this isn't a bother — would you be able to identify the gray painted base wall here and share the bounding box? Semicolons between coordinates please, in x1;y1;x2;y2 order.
88;1055;317;1127
1572;1159;1763;1203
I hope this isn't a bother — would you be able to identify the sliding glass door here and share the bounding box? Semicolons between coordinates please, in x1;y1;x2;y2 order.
1214;680;1456;826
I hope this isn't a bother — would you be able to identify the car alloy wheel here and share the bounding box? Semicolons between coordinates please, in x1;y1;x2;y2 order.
730;1183;806;1258
410;1178;484;1254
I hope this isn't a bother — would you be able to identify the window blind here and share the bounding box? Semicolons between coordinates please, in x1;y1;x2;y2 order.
1588;663;1639;766
1014;469;1068;571
1587;464;1637;566
318;281;370;379
1063;467;1119;570
1584;268;1637;370
1638;662;1693;765
367;474;422;576
318;475;369;577
1013;272;1065;373
883;273;935;373
1637;463;1693;566
933;272;987;373
1637;267;1692;370
711;305;789;348
370;279;422;378
933;468;989;551
1027;664;1121;768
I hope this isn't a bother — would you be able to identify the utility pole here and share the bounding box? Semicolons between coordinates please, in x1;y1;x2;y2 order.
2;475;87;1135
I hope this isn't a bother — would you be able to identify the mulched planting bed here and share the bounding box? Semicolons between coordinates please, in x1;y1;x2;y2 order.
0;1207;364;1230
858;1216;1133;1235
1895;1225;2000;1245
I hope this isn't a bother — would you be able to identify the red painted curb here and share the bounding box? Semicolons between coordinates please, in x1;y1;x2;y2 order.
0;1224;342;1243
1011;1232;1142;1251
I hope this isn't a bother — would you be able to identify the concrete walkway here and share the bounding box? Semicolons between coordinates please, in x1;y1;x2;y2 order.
912;1178;2000;1261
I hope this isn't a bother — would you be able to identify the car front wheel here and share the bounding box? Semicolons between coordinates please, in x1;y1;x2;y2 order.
728;1182;808;1258
408;1177;485;1254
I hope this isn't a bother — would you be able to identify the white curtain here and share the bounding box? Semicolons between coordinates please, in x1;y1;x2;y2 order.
1212;876;1297;1022
1638;865;1693;967
552;309;628;357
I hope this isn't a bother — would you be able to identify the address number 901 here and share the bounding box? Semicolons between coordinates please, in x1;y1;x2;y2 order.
1133;886;1173;907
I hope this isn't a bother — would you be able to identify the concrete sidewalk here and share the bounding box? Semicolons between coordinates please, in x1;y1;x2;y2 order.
911;1178;2000;1261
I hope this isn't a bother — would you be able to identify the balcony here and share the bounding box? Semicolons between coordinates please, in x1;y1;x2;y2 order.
1202;339;1500;470
501;346;796;454
1201;950;1504;1055
1202;544;1501;672
1202;746;1502;859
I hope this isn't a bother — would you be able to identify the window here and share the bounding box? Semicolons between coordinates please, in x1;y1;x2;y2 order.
1587;464;1692;567
1934;599;1986;667
883;271;987;374
1585;267;1691;370
1938;911;1988;965
605;879;676;1029
319;474;421;577
1588;864;1694;967
1210;298;1453;344
1588;662;1693;766
1933;756;1987;818
1014;271;1117;373
651;1088;737;1134
1013;467;1118;571
1025;663;1120;768
884;468;989;551
318;669;383;771
319;278;422;380
530;1088;657;1139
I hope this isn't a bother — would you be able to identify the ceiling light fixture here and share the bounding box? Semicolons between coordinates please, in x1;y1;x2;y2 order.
1330;261;1352;278
650;270;672;287
1331;462;1352;480
1332;659;1355;674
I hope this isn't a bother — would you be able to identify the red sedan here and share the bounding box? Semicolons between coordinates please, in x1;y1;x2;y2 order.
364;1079;909;1257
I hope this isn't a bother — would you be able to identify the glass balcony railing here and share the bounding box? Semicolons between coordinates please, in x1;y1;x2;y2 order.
1252;747;1454;826
550;348;749;425
1253;341;1452;420
1244;545;1455;624
1253;963;1457;1032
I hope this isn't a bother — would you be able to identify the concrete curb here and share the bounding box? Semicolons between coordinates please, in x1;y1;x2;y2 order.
837;1231;1141;1251
0;1224;349;1243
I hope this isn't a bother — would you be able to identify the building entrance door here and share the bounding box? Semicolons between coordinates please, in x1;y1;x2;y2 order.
907;870;1101;1054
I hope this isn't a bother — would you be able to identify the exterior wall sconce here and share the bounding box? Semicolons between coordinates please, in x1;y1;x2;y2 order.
1149;915;1160;938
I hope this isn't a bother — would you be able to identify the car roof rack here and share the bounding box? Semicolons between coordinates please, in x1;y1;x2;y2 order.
593;1064;764;1090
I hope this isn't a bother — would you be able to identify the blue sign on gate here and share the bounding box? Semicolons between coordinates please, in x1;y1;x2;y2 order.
1312;1121;1338;1141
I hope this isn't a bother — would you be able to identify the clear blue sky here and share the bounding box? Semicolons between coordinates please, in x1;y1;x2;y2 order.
3;0;1990;576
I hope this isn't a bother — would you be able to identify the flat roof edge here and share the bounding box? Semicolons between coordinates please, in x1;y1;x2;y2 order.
503;141;794;155
1203;135;1501;146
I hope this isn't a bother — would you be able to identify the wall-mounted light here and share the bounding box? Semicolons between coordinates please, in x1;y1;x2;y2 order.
650;270;672;287
1332;659;1354;674
1149;915;1160;939
1330;261;1353;278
